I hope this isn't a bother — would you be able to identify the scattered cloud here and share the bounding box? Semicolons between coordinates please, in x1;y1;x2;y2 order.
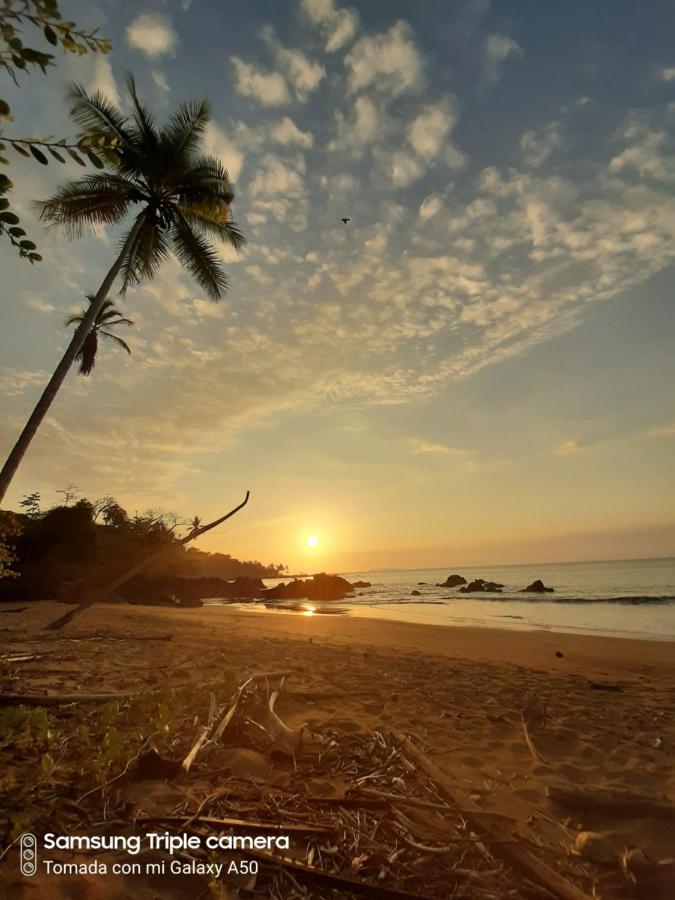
262;27;325;102
484;33;523;84
126;13;178;57
24;297;55;314
202;122;244;183
328;96;380;155
300;0;359;52
151;69;170;92
271;116;314;148
412;440;454;454
345;21;423;96
231;57;290;106
645;423;675;437
419;194;443;219
408;97;461;162
660;67;675;81
521;122;562;168
553;440;586;456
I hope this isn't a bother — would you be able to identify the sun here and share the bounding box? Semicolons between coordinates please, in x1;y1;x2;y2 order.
306;534;320;549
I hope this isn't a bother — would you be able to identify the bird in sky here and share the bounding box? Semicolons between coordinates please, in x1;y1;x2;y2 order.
341;217;351;224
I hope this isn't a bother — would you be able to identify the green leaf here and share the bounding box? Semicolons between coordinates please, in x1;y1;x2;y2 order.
8;227;25;237
19;240;36;250
30;146;49;165
67;148;86;166
0;211;19;225
0;199;8;211
12;143;30;158
86;150;104;169
47;146;66;163
44;25;58;46
28;253;43;262
0;100;10;116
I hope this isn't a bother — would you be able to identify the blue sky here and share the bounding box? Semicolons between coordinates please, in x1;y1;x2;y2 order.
1;0;674;570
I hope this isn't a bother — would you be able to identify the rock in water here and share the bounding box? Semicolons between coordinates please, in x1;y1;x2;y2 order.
520;579;554;593
436;574;467;587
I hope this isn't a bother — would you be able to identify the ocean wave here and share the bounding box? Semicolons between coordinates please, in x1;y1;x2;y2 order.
355;594;675;606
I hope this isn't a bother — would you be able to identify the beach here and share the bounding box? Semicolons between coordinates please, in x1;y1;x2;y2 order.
2;600;674;897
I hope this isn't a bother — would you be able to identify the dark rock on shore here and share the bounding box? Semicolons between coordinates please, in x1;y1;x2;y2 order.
436;574;467;587
261;573;354;602
459;578;504;593
521;579;554;593
119;575;264;605
351;580;372;588
411;589;422;596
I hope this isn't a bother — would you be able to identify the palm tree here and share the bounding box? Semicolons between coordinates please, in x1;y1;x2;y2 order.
0;76;245;504
66;296;134;376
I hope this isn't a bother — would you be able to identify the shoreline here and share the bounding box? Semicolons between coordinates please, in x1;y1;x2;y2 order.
212;597;675;644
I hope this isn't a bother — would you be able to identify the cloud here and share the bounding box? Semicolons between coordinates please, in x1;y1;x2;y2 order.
345;21;423;96
126;13;178;57
389;152;423;187
408;97;460;162
300;0;359;52
660;67;675;81
328;96;379;154
24;296;55;314
231;57;290;106
609;115;675;182
419;194;443;219
484;33;523;84
250;154;306;198
271;116;314;148
262;27;325;102
553;440;586;456
202;122;244;183
151;69;170;92
645;423;675;437
521;122;562;168
412;440;455;454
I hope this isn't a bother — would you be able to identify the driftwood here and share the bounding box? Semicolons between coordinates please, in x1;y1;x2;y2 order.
360;786;514;821
182;671;288;773
0;690;136;707
588;681;624;693
45;491;250;631
548;784;675;820
395;733;593;900
0;606;28;614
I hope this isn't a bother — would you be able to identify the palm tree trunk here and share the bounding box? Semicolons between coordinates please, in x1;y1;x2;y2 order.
0;216;144;506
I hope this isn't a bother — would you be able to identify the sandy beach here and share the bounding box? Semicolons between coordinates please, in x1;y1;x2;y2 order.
1;601;674;897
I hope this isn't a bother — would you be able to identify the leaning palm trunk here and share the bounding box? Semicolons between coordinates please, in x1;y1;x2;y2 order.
0;217;143;505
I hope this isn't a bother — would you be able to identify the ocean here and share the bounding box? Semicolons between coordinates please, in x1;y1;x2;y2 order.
235;557;675;640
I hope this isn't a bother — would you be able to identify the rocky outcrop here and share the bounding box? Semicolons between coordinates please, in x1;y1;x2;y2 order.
119;575;263;605
351;580;372;588
520;579;554;593
411;589;422;596
436;574;467;587
262;573;355;602
459;578;504;594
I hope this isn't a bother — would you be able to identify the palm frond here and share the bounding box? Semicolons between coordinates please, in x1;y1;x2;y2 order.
100;331;132;354
76;330;98;376
171;213;228;300
161;100;210;158
67;83;130;144
119;214;171;293
126;74;160;151
38;175;142;236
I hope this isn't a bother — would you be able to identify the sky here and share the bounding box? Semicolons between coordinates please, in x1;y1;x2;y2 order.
1;0;674;572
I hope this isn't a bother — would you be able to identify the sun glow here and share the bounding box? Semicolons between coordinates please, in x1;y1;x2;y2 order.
306;534;320;549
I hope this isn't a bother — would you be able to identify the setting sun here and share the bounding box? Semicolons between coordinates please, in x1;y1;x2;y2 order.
306;534;320;549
